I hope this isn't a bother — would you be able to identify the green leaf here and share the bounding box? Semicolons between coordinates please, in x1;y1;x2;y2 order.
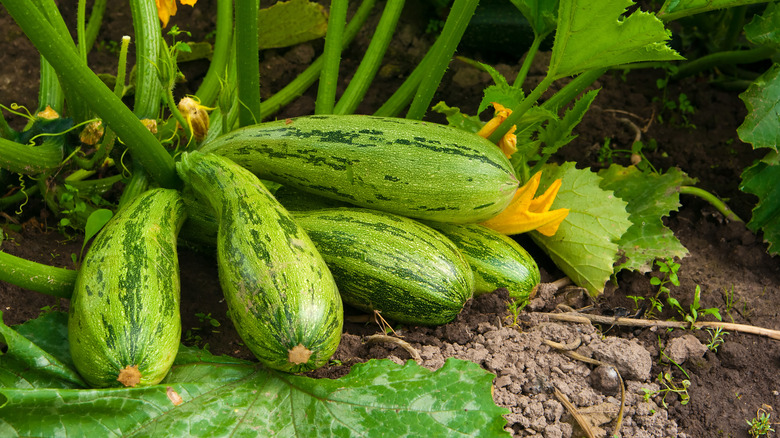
510;0;559;37
658;0;772;22
740;150;780;255
258;0;329;50
745;2;780;46
549;0;683;79
0;313;509;437
538;89;599;156
431;101;484;133
81;208;112;256
478;64;526;115
737;63;780;151
598;165;692;273
530;163;632;294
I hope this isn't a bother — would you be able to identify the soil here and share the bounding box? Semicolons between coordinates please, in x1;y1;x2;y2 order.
1;2;779;437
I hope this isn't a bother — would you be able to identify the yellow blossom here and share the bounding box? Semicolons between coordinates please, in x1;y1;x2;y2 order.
481;171;569;237
156;0;197;28
177;96;211;141
476;102;517;158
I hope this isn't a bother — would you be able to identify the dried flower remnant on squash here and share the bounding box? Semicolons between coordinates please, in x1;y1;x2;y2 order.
117;364;142;387
288;344;313;365
476;102;517;159
481;171;569;237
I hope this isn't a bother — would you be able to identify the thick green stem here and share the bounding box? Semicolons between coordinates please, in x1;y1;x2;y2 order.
513;35;543;89
680;186;743;223
541;68;607;113
373;47;433;117
37;59;65;114
406;0;478;120
259;0;375;120
672;46;776;81
85;0;106;51
316;0;348;115
488;75;555;143
77;0;87;62
3;0;179;189
130;0;164;119
235;0;261;126
334;0;405;115
0;183;39;211
0;250;76;298
195;0;233;107
0;137;62;174
0;110;14;140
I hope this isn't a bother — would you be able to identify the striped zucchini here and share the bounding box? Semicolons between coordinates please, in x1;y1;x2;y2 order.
68;188;186;388
199;115;519;223
426;223;540;301
176;151;342;373
290;208;475;326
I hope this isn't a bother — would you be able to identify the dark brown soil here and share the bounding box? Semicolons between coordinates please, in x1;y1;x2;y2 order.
2;2;778;437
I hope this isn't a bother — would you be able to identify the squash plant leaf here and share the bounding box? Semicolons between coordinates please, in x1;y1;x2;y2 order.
740;151;780;255
509;0;559;38
598;165;692;273
549;0;683;79
257;0;329;50
657;0;772;22
0;312;510;437
744;1;780;46
737;63;780;152
530;163;631;295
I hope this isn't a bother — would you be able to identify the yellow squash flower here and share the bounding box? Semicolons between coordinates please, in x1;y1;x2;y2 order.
156;0;197;28
177;96;211;141
476;102;517;159
481;171;569;237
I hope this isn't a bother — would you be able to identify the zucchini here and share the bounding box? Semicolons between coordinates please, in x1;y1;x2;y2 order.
199;115;519;223
425;223;540;302
290;208;475;326
68;188;186;388
176;151;342;373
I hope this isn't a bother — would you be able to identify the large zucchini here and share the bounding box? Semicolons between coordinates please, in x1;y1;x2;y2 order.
425;223;540;302
176;151;342;373
68;188;186;388
199;115;519;223
290;208;475;326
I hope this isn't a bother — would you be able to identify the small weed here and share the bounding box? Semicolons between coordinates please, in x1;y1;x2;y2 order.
641;371;691;408
39;304;60;316
723;285;737;323
195;312;221;329
184;329;203;346
705;327;729;352
632;258;681;319
505;298;528;327
667;284;722;329
747;406;775;438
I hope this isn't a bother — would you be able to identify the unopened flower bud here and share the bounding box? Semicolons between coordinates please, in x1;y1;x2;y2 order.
178;96;210;141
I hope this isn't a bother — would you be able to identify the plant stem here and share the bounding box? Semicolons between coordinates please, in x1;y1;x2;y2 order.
0;110;14;140
0;250;77;299
488;75;555;143
672;46;777;81
130;0;164;119
680;186;744;222
334;0;405;115
513;35;543;89
195;0;233;107
3;0;179;189
77;0;87;62
235;0;261;126
85;0;106;51
316;0;348;115
406;0;478;120
0;136;62;175
259;0;375;120
541;68;607;113
0;184;39;210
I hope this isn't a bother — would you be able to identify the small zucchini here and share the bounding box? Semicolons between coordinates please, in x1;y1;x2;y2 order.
68;188;186;388
425;223;540;302
290;208;475;326
176;151;342;373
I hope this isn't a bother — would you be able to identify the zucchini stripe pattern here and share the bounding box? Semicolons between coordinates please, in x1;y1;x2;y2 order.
176;151;343;373
68;188;186;388
291;208;475;326
426;223;540;302
200;115;519;223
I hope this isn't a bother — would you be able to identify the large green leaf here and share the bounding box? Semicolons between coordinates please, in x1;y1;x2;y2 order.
257;0;329;49
598;165;692;272
737;63;780;151
744;1;780;46
548;0;683;79
530;163;632;294
510;0;559;38
0;313;509;437
740;151;780;255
